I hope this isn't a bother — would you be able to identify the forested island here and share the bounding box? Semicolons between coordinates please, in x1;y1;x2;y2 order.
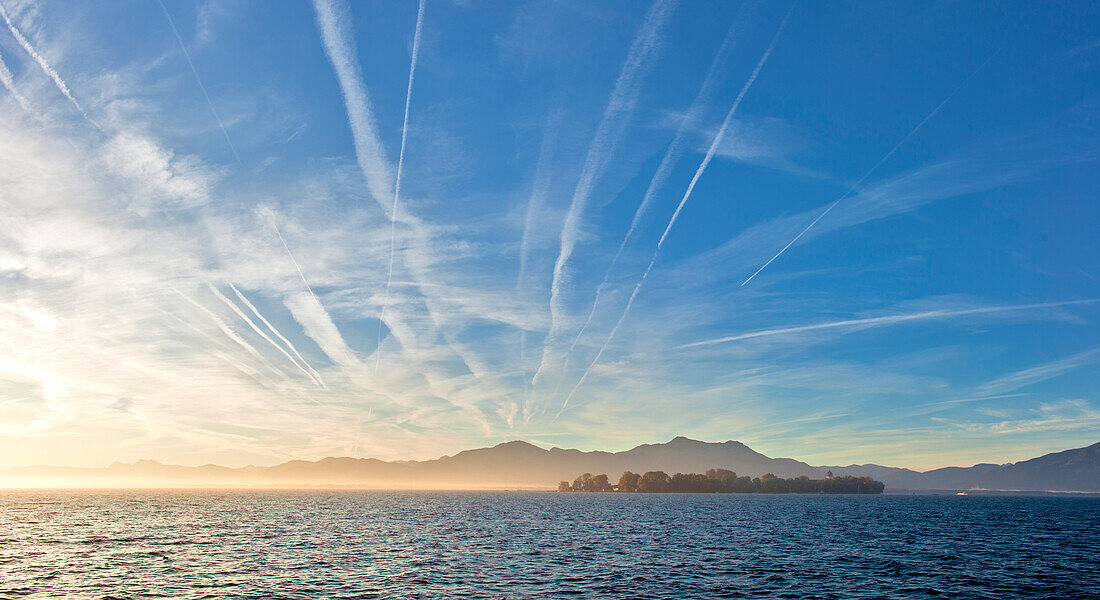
558;469;885;494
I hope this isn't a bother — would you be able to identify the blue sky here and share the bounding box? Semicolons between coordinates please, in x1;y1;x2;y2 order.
0;0;1097;470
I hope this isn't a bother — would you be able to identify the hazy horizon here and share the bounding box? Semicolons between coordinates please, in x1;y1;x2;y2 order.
1;1;1098;474
1;435;1094;474
4;436;1098;492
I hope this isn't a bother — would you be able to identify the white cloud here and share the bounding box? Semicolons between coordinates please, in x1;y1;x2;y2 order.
977;346;1100;397
0;2;1095;473
958;399;1100;436
99;133;213;213
284;291;360;370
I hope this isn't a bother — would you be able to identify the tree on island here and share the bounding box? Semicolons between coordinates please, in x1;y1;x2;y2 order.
557;468;884;494
789;475;816;493
706;468;737;489
732;475;755;493
618;471;641;492
759;473;790;493
638;471;670;492
571;473;614;492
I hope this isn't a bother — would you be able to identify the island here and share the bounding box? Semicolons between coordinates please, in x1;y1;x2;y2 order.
558;469;885;494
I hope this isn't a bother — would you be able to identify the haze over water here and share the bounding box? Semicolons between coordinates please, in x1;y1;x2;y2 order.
2;491;1097;599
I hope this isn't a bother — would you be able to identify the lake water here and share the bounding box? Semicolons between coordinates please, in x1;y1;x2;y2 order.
1;491;1096;599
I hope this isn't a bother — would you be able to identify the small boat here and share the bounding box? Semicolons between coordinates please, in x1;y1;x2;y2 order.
956;492;968;496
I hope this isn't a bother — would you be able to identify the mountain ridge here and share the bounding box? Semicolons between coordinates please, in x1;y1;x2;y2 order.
3;438;1097;492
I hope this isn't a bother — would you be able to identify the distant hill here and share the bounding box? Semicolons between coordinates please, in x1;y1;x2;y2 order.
2;437;1097;492
822;442;1100;491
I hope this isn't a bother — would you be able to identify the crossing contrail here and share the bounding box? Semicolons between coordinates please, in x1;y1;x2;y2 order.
312;0;489;400
174;288;292;381
263;213;355;383
518;108;565;292
518;108;564;404
230;283;326;387
739;52;999;288
553;4;795;421
563;5;754;363
207;282;323;386
157;0;242;164
532;0;674;390
153;304;293;394
377;0;426;374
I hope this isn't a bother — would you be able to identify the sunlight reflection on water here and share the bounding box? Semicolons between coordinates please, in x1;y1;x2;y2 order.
1;490;1097;599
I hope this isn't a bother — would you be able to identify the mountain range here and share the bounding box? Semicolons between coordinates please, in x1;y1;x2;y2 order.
2;437;1097;492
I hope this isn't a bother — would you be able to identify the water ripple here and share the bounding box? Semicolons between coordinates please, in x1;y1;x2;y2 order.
0;491;1096;599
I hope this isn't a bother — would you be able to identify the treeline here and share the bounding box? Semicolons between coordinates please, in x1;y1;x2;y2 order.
558;469;884;494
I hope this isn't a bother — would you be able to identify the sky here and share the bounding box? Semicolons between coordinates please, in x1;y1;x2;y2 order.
0;0;1098;471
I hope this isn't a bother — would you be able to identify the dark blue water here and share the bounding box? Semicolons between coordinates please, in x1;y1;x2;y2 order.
1;491;1097;599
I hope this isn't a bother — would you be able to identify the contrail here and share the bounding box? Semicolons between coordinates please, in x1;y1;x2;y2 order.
518;108;565;292
157;0;242;164
739;52;999;288
376;0;426;374
262;212;373;386
264;214;348;379
311;0;394;206
0;49;30;112
678;299;1100;349
154;304;293;395
230;283;325;387
174;289;291;381
269;217;319;300
533;0;674;388
206;282;323;386
563;5;753;362
554;4;794;421
976;343;1100;397
312;0;511;397
0;1;95;127
518;108;565;409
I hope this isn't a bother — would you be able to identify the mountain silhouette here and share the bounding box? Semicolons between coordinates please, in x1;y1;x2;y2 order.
2;438;1097;492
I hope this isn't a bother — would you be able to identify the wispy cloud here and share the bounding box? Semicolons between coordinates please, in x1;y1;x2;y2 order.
534;0;674;391
310;0;485;389
260;208;319;300
208;282;324;387
554;4;795;420
955;399;1100;436
311;0;395;205
739;51;998;287
0;2;1095;470
679;300;1098;349
977;345;1100;397
284;291;360;370
517;108;565;293
377;0;427;373
99;132;212;213
563;2;759;366
517;107;565;397
156;0;242;164
0;1;95;127
0;48;30;111
678;95;1100;295
175;288;287;380
230;283;324;387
